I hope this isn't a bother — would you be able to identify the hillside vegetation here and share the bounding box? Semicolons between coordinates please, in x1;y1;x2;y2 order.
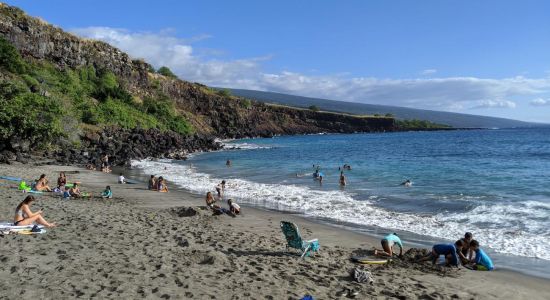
0;37;192;151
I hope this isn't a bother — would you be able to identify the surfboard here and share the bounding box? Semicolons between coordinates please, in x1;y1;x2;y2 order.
14;229;47;235
351;256;389;264
0;176;23;181
125;179;138;184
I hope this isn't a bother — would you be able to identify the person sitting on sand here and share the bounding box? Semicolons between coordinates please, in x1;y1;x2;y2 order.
374;233;403;258
118;173;126;184
205;192;234;216
101;186;112;199
459;232;474;264
465;240;494;271
157;177;168;193
85;163;96;171
215;180;226;198
57;172;67;189
69;183;82;197
148;175;156;190
13;195;56;227
339;171;347;186
418;240;464;267
228;199;241;215
35;174;52;192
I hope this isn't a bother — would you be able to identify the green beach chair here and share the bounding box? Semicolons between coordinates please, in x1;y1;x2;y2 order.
280;221;320;258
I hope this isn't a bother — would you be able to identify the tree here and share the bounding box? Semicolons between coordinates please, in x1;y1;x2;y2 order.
157;66;177;78
385;113;394;117
309;105;320;112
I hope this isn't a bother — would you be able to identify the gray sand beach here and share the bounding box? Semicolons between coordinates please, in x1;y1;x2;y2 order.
1;163;549;299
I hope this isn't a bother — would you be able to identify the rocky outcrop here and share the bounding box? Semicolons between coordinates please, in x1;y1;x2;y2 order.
54;127;222;166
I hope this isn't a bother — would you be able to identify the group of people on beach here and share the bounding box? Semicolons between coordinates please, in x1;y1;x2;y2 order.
374;232;494;271
205;180;241;216
147;175;169;192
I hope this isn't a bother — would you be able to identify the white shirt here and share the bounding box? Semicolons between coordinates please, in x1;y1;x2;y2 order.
118;175;125;183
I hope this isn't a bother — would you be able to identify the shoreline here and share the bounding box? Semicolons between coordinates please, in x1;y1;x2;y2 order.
120;164;550;280
1;162;549;299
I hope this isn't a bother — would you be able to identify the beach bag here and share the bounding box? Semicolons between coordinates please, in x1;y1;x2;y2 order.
352;267;374;284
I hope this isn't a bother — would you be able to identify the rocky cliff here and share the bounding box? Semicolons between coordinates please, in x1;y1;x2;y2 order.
0;4;395;165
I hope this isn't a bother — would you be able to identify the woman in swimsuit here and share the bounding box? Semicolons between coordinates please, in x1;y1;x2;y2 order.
35;174;52;192
57;172;67;189
13;195;56;227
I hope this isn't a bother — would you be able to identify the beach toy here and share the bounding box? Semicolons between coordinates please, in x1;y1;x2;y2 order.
18;181;31;191
351;256;389;264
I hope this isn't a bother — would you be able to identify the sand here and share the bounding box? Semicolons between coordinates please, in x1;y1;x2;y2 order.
1;162;549;299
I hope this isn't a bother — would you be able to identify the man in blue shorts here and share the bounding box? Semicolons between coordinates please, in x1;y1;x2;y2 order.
418;240;464;267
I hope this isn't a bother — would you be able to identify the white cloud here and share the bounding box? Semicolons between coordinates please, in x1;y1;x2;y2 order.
470;99;516;109
530;98;550;106
421;69;437;75
72;27;550;112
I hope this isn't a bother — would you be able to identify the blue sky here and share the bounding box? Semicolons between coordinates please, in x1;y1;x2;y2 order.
5;0;550;122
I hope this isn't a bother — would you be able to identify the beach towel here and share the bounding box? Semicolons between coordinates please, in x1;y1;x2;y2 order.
0;175;23;181
280;221;320;258
300;295;314;300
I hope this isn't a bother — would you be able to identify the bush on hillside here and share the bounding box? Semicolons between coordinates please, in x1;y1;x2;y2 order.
0;37;27;74
308;105;320;112
216;89;232;97
157;66;177;78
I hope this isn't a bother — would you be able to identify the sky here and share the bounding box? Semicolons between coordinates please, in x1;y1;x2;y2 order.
4;0;550;122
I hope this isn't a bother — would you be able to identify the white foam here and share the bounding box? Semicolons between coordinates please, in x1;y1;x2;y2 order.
131;159;550;261
222;142;272;150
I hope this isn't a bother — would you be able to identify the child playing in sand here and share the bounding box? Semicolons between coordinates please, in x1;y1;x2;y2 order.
228;199;240;215
459;232;473;264
418;240;463;267
466;240;494;271
101;186;112;199
374;233;403;257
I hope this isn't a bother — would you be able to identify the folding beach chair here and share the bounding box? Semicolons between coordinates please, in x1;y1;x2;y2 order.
280;221;320;258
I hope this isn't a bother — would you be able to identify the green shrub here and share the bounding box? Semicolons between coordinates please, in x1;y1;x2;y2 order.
308;105;320;112
216;89;231;97
0;92;63;146
0;37;27;74
240;98;252;109
157;66;177;78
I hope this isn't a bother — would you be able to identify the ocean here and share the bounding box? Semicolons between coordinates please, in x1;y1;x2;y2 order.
131;128;550;278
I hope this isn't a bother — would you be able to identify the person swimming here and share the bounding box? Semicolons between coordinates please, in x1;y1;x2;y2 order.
401;179;412;187
339;171;347;186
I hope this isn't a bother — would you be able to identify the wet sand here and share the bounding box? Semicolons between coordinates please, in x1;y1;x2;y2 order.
1;162;549;299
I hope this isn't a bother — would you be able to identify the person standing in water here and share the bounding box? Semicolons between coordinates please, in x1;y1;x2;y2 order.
339;171;347;186
226;159;232;167
215;180;226;198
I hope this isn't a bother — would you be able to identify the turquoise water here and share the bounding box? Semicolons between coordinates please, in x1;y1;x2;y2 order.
132;128;550;276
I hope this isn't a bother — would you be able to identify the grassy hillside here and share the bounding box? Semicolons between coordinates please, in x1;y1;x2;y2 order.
226;88;534;129
0;36;192;150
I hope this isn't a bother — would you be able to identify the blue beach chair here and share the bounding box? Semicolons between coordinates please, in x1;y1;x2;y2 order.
280;221;320;258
